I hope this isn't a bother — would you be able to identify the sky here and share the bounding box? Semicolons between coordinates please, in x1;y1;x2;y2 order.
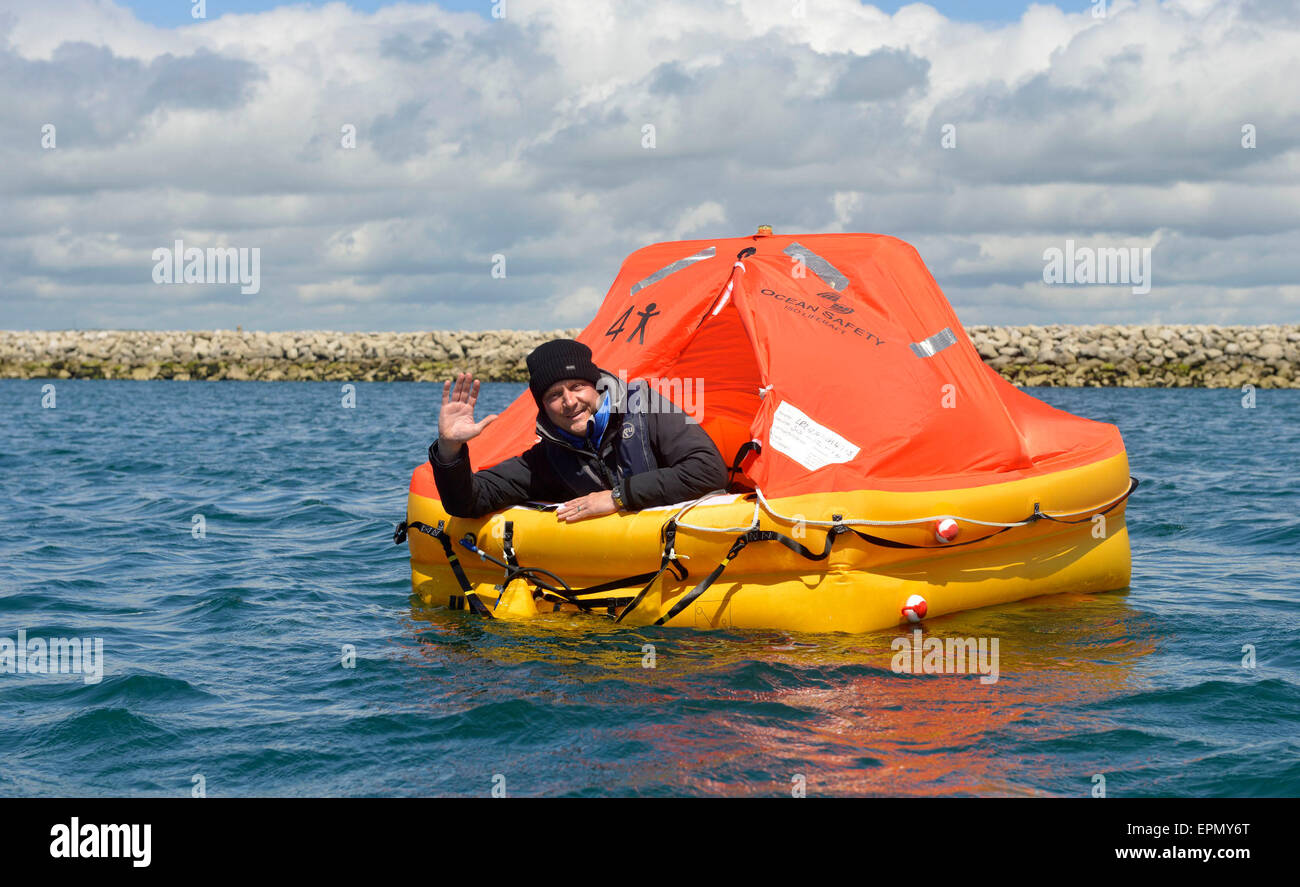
118;0;1045;27
1;0;1298;332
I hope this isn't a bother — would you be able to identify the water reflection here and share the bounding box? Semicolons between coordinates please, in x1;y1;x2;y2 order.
404;588;1158;796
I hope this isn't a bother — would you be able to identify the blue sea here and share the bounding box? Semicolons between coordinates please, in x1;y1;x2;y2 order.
1;380;1296;797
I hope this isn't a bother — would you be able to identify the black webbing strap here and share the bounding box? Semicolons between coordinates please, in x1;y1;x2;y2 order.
458;532;601;613
736;518;1012;556
460;519;687;609
1031;476;1140;525
394;477;1139;624
395;519;493;618
652;530;754;626
531;557;686;613
647;517;1018;626
503;521;518;569
726;441;761;488
494;520;521;609
573;595;638;613
839;522;1013;550
614;523;689;623
572;561;687;598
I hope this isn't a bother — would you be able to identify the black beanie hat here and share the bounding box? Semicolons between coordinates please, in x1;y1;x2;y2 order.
526;339;601;406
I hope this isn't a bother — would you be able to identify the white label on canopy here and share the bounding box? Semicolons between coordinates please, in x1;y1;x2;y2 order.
768;400;860;472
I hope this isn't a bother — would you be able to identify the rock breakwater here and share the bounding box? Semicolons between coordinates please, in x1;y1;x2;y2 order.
1;325;1296;387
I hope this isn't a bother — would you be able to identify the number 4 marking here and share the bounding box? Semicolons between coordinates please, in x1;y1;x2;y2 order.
605;306;633;341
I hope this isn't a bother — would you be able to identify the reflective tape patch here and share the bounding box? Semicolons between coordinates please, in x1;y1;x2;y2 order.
782;241;849;291
629;246;717;296
909;327;958;358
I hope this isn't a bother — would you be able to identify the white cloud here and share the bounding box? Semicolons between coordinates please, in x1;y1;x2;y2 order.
669;201;728;240
0;0;1297;330
544;284;604;326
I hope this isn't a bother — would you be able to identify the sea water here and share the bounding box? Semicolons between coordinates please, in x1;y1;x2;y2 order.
0;380;1296;796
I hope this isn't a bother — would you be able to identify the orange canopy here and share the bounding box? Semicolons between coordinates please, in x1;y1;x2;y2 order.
411;232;1122;499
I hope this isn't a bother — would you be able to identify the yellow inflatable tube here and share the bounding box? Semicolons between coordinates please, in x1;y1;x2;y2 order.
404;451;1133;634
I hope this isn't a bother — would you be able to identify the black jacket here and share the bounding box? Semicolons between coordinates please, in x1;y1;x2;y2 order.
429;373;728;518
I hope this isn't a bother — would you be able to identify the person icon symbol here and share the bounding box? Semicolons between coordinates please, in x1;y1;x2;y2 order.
627;302;660;345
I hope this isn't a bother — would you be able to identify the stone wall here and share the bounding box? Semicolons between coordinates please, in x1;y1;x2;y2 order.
965;324;1298;388
1;325;1297;387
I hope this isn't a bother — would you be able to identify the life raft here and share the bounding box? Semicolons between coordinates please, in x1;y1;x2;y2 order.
398;230;1135;632
399;453;1134;632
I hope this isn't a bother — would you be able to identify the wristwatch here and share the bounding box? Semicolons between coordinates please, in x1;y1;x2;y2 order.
611;482;627;511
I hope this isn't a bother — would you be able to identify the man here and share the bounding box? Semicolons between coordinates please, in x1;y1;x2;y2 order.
429;339;727;522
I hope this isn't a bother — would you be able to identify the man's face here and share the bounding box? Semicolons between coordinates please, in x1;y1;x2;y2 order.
542;378;601;435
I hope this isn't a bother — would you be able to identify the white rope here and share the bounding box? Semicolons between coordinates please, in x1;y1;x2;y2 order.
659;483;1132;535
755;484;1133;529
755;487;1036;529
666;491;759;534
